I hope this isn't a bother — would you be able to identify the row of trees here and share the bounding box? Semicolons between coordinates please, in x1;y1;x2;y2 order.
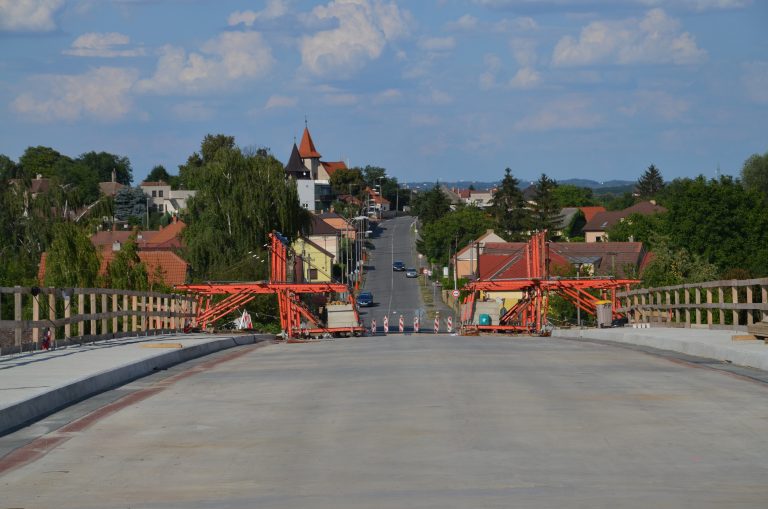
412;151;768;287
328;165;410;217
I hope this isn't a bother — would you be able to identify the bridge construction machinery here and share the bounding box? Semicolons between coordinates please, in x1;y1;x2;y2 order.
177;232;364;339
460;231;639;335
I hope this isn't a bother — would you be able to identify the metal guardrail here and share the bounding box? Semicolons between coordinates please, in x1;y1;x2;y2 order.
617;278;768;330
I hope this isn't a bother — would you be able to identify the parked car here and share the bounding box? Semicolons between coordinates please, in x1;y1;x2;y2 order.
405;268;418;278
356;292;374;307
392;261;406;271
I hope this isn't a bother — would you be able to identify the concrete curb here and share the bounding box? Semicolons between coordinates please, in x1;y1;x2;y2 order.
0;334;272;435
553;328;768;372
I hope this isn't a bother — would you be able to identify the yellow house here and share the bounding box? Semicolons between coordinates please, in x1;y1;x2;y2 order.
293;237;335;283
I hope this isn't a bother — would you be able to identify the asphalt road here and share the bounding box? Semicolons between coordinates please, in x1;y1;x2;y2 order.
2;335;768;508
357;216;425;329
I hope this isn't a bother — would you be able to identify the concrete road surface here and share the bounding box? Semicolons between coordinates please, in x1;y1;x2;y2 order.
2;334;768;508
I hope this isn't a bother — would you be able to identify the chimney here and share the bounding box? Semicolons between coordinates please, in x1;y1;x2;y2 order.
112;241;121;252
111;169;116;183
36;174;42;180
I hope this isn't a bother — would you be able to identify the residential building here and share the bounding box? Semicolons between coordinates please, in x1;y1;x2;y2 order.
139;181;196;214
293;237;335;282
582;201;666;242
453;187;496;208
306;214;341;262
317;212;356;240
98;170;125;197
454;229;506;279
285;127;348;212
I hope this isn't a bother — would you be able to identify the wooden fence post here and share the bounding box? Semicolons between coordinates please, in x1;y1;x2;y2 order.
90;293;97;336
763;285;768;322
123;294;129;333
32;292;40;344
132;295;138;332
141;296;147;331
746;286;754;325
112;293;118;333
706;288;713;326
718;287;725;326
732;285;738;326
48;291;56;342
64;292;71;339
14;287;22;347
684;288;690;326
674;289;680;324
78;293;85;337
695;288;701;326
101;293;108;335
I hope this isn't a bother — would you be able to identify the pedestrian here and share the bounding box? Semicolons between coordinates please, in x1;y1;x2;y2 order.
42;328;51;351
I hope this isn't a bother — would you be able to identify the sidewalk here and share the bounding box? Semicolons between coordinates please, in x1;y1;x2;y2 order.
553;327;768;372
0;332;272;435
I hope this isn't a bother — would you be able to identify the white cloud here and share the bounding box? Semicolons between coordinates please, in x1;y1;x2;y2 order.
429;89;453;105
228;0;289;26
742;61;768;104
12;67;138;122
64;32;145;57
475;0;749;10
552;9;706;66
324;93;359;106
445;14;479;31
265;95;299;109
510;38;537;66
0;0;63;32
494;16;537;32
515;97;602;131
373;88;402;103
638;0;750;11
509;67;540;89
619;90;690;120
479;54;501;89
419;36;455;52
410;113;439;126
172;101;215;121
300;0;411;77
136;31;274;94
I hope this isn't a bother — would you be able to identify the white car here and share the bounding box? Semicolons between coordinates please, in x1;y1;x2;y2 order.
405;268;418;278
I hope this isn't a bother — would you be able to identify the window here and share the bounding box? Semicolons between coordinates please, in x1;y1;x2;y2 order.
309;269;318;280
158;190;164;197
151;190;157;197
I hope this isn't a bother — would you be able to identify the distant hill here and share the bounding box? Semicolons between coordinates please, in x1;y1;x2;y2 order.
407;178;636;193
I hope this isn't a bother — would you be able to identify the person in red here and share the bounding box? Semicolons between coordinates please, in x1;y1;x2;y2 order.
42;328;51;351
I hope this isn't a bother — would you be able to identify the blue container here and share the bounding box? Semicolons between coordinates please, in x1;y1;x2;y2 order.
478;314;492;326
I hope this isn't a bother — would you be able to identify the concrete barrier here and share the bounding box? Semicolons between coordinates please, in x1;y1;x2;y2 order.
0;334;271;435
553;327;768;372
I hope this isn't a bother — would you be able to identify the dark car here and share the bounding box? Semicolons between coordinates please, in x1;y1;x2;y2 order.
405;268;419;278
392;261;406;271
356;292;374;307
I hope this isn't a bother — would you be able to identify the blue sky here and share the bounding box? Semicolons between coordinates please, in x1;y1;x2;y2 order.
1;0;766;184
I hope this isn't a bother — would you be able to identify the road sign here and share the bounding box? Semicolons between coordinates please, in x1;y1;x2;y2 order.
452;289;460;298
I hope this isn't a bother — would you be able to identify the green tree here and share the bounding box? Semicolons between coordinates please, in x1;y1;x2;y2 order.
146;165;171;183
530;174;563;234
18;146;66;178
44;222;100;288
178;134;237;189
606;212;667;247
103;236;148;290
602;191;636;211
489;168;529;240
417;206;494;265
740;150;768;198
114;187;147;221
0;154;18;180
182;135;310;280
552;184;596;207
636;164;665;198
76;151;132;185
411;185;451;225
329;167;365;197
641;236;718;287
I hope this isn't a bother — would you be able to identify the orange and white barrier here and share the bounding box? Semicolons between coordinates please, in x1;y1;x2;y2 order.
413;316;419;333
399;315;404;333
383;315;389;334
434;316;439;334
447;316;453;333
371;320;377;334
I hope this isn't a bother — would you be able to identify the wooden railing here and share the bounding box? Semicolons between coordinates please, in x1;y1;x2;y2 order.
0;286;197;355
617;278;768;330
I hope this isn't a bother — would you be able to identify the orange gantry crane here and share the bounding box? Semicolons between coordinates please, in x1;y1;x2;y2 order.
460;231;639;334
177;232;364;338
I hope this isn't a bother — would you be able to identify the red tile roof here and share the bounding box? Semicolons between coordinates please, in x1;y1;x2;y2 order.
99;247;188;286
99;181;125;197
579;206;606;222
476;241;647;279
458;189;471;199
299;127;322;159
321;161;347;177
583;201;666;232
